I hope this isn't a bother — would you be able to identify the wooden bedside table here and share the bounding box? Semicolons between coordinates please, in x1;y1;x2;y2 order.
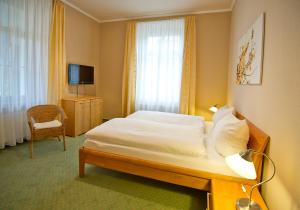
210;179;268;210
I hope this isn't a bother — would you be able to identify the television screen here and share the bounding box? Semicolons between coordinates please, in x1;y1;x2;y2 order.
68;64;94;85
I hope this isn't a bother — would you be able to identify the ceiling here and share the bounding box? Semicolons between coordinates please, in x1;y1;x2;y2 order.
63;0;234;22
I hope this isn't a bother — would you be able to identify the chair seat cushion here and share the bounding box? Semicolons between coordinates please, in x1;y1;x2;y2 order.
33;120;62;130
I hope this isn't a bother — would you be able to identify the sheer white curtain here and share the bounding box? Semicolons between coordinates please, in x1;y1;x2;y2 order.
135;19;185;113
0;0;52;148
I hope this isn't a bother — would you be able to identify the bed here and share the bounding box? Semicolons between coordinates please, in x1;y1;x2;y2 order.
79;111;269;191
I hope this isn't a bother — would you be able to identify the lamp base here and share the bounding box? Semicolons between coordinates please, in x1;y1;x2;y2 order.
236;198;261;210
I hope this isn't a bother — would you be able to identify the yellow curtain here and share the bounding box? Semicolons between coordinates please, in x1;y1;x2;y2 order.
48;0;66;105
122;21;137;117
180;16;196;115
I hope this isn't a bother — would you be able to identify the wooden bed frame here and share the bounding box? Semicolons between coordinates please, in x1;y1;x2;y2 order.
79;112;269;191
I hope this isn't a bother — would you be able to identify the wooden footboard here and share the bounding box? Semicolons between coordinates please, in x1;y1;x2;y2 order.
79;147;257;191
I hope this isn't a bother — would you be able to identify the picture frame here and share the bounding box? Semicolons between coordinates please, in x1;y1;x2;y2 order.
235;13;265;85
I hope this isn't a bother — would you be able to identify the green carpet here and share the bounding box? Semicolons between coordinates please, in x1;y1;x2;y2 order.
0;135;207;210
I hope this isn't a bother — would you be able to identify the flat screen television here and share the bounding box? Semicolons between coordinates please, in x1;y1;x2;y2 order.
68;64;94;85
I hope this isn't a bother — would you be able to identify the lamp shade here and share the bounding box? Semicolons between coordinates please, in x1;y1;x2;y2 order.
225;153;257;180
209;106;218;113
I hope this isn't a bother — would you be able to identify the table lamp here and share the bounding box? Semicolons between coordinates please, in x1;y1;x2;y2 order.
225;149;276;210
209;104;219;113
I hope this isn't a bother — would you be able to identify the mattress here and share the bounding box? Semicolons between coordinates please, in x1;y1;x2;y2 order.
83;121;238;178
85;117;206;157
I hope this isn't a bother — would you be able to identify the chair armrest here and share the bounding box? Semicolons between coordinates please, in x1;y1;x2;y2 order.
28;117;36;128
58;106;68;121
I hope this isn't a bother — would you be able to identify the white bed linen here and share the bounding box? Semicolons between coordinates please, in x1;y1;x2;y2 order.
83;121;239;178
127;111;204;127
85;117;206;157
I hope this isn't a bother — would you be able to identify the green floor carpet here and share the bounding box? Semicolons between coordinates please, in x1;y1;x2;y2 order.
0;135;207;210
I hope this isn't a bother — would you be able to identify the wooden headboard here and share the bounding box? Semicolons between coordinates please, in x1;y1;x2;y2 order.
236;112;270;182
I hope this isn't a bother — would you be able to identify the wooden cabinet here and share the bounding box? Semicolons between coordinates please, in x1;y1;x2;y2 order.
62;96;103;136
210;179;268;210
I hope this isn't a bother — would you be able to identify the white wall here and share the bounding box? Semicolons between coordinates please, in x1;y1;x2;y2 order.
228;0;300;209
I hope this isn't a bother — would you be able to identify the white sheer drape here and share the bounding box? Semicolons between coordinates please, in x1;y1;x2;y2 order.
135;19;185;113
0;0;52;148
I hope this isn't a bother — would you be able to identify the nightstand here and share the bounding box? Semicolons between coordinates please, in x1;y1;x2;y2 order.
210;179;268;210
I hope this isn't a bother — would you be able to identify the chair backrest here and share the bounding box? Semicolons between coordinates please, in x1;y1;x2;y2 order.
27;105;64;123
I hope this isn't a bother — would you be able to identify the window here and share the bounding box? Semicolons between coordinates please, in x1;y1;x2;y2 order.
0;0;50;105
0;1;25;98
135;19;185;113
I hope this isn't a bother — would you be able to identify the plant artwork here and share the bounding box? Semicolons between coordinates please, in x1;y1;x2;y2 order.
236;14;265;85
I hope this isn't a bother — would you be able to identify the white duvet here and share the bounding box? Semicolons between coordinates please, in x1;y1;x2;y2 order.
85;116;206;157
127;111;205;127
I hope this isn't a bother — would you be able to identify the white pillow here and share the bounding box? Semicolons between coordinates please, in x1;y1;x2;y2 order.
212;114;249;157
212;106;235;125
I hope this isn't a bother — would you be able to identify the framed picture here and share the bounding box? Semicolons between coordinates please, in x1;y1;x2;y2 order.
236;13;265;85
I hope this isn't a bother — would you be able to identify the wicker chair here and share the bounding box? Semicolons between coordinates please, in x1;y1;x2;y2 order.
27;105;67;158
